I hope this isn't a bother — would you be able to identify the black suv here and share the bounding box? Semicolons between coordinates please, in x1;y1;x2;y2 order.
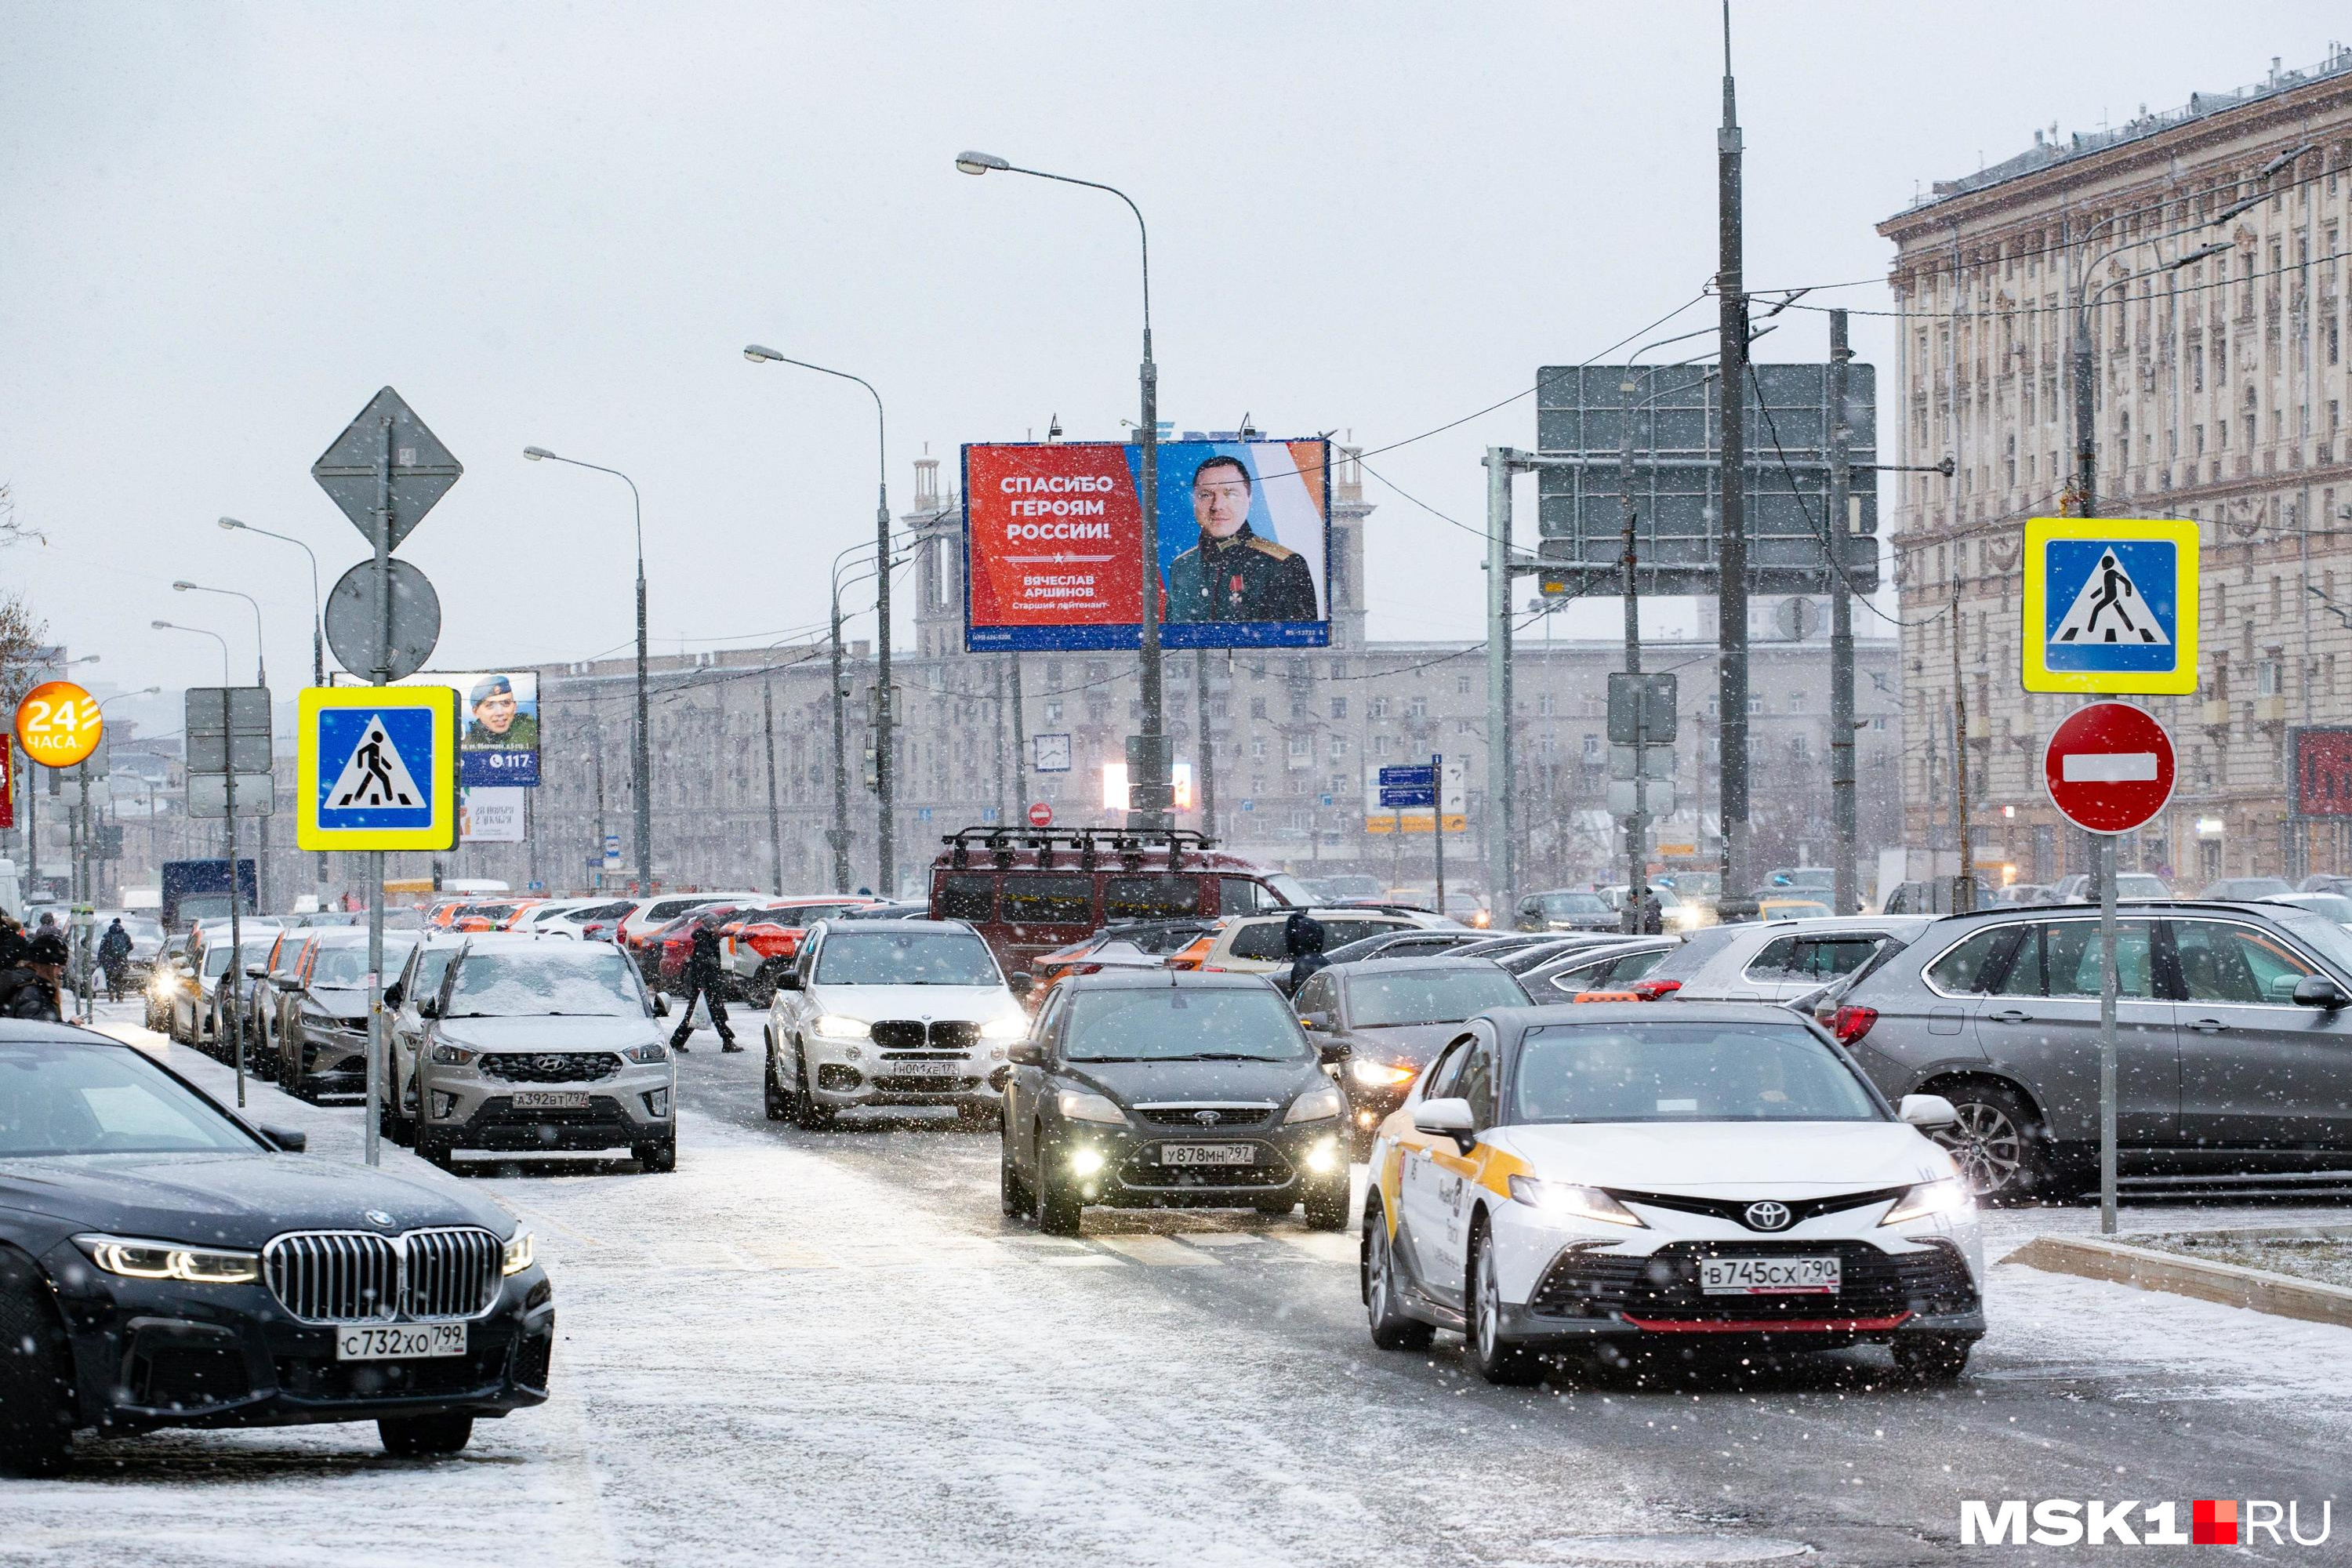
1000;971;1352;1235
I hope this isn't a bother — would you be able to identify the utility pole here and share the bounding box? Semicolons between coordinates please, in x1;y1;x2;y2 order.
828;587;853;894
591;713;608;892
992;658;1009;829
1949;572;1975;913
1828;310;1859;915
762;677;784;895
1132;316;1170;833
874;480;896;894
1196;649;1215;839
1008;654;1029;817
1431;751;1446;919
1715;1;1753;902
1618;372;1650;930
1483;448;1522;924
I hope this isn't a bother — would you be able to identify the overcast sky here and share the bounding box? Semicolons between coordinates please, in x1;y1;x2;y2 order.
5;2;2345;734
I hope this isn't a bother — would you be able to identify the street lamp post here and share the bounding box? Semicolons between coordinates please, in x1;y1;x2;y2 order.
743;347;900;892
824;539;911;893
956;150;1171;831
524;448;653;894
219;517;329;897
174;579;271;916
151;621;229;684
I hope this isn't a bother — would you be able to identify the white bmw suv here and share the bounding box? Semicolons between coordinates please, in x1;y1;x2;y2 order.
763;920;1030;1128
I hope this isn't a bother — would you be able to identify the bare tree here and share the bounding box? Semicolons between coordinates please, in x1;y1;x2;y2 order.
0;483;52;712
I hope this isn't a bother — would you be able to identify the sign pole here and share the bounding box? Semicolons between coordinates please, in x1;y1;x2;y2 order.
365;413;393;1170
2097;833;2119;1233
1431;753;1445;920
223;690;245;1108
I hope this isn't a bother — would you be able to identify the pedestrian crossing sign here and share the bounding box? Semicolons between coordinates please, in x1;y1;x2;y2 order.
2020;517;2199;695
295;685;459;850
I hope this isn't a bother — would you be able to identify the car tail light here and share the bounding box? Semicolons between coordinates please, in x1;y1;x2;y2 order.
1625;978;1681;1000
746;927;800;959
1832;1004;1878;1045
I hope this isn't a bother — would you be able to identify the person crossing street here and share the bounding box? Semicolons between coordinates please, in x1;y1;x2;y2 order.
670;921;740;1053
98;918;133;1002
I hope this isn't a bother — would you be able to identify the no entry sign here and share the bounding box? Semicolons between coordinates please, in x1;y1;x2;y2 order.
2043;701;2176;835
1027;800;1054;828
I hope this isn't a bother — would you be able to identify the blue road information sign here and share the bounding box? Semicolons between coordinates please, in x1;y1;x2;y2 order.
1378;763;1437;809
2021;517;2199;695
294;685;459;851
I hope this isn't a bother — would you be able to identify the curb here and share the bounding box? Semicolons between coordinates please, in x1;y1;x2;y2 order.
2002;1232;2352;1331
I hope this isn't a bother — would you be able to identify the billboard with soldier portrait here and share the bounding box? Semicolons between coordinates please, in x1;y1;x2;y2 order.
405;670;539;786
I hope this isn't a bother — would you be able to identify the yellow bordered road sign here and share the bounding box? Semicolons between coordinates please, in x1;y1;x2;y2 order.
2020;517;2199;695
296;685;459;851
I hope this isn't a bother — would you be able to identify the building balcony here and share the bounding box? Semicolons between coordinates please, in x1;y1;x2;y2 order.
2199;699;2234;729
2253;696;2289;728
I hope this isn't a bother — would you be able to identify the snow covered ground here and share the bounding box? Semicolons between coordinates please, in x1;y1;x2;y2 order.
5;1009;2348;1566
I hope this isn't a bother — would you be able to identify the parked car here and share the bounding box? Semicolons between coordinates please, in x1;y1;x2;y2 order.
1171;909;1446;980
405;935;679;1171
1754;867;1835;900
1320;928;1494;966
1829;900;2352;1202
380;932;473;1145
831;901;932;921
211;924;285;1059
607;892;764;969
1632;916;1933;1006
249;930;321;1077
764;920;1031;1128
650;902;760;993
2051;872;2173;902
276;931;419;1101
2267;891;2352;928
2198;877;2296;902
1519;937;1681;999
1293;957;1531;1148
1000;970;1352;1234
1022;919;1218;1009
1879;880;2000;915
1990;882;2060;907
720;897;880;1003
1512;889;1618;934
2297;874;2352;896
1359;1003;1981;1385
1490;935;1652;976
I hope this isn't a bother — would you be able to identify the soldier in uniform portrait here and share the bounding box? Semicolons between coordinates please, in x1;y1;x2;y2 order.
1165;455;1318;624
464;674;539;750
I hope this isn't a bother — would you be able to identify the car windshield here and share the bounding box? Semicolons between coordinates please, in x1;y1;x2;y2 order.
408;947;459;1000
445;947;644;1017
2267;909;2352;976
1264;873;1316;906
758;902;866;927
1065;987;1309;1062
1511;1022;1882;1124
198;934;277;978
1541;893;1608;916
310;938;416;988
2116;875;2169;899
815;931;1000;986
0;1040;263;1157
1346;967;1526;1026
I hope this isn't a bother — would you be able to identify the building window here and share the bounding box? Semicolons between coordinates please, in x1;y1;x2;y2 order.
1249;736;1268;760
1044;700;1064;726
1373;733;1393;757
1249;696;1266;719
1537;691;1555;717
1330;696;1347;720
2258;660;2282;699
1747;696;1762;716
1788;691;1806;714
1407;697;1428;720
1581;735;1601;762
1367;695;1389;720
1455;673;1472;695
1329;735;1350;760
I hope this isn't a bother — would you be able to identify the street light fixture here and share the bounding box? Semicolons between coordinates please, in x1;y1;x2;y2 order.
521;446;653;894
151;620;230;684
954;147;1171;829
172;580;266;686
218;517;324;687
742;345;902;891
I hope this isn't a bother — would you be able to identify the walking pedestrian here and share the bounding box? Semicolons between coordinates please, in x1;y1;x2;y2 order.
98;918;133;1002
0;933;69;1022
1279;909;1329;998
669;922;739;1052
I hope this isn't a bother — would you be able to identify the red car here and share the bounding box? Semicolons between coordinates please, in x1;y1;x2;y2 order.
649;903;757;993
720;897;879;1003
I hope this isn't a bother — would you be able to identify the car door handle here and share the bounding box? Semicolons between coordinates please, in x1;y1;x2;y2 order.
2187;1018;2228;1034
1987;1009;2033;1024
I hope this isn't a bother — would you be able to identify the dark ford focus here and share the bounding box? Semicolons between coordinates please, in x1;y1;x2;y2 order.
0;1022;552;1475
1000;971;1352;1235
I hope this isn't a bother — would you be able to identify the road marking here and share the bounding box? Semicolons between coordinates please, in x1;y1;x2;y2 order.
1098;1236;1222;1266
1273;1232;1357;1263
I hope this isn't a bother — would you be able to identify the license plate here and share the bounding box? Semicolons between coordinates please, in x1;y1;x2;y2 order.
510;1091;590;1109
885;1058;959;1076
1699;1256;1841;1294
1160;1142;1257;1167
336;1323;466;1361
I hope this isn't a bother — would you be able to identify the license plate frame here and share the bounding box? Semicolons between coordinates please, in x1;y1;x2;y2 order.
1698;1255;1841;1295
336;1322;468;1361
510;1091;591;1110
1159;1142;1258;1168
884;1058;960;1076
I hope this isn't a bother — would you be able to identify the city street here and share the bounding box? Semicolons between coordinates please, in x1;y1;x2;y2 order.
4;1006;2343;1567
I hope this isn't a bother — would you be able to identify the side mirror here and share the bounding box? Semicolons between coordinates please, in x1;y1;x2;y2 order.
416;996;440;1019
383;982;404;1010
1298;1011;1328;1031
258;1123;308;1153
775;970;803;991
2293;975;2348;1010
245;964;267;979
1412;1096;1476;1153
1899;1093;1960;1129
652;994;671;1018
1007;973;1034;998
1006;1039;1045;1067
1316;1040;1351;1066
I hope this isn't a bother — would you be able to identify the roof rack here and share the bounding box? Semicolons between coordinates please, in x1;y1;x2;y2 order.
940;825;1215;873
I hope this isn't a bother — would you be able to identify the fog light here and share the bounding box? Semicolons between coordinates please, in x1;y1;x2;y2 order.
431;1091;458;1120
1356;1109;1378;1127
1068;1146;1105;1177
643;1088;670;1118
1305;1136;1341;1174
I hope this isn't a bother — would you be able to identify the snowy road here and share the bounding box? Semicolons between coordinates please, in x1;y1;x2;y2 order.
5;1010;2348;1566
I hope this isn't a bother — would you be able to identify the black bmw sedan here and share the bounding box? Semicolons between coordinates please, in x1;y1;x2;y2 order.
1000;971;1352;1236
0;1022;553;1475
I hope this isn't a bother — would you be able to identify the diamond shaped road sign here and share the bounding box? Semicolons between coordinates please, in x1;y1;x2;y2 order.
310;386;463;552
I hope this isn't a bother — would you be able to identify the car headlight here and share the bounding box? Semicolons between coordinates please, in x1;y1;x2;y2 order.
1284;1084;1345;1123
1505;1176;1647;1228
1056;1088;1126;1125
299;1005;339;1029
623;1041;669;1064
1881;1177;1973;1225
75;1234;261;1284
430;1044;477;1065
501;1229;536;1276
978;1014;1028;1042
812;1014;872;1040
1347;1058;1417;1088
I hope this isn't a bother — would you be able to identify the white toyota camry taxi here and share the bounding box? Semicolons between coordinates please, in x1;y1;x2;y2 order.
1361;1001;1984;1385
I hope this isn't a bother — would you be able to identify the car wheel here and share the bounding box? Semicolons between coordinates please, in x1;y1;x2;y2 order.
1303;1177;1349;1232
1253;1195;1296;1217
1000;1125;1033;1218
1361;1200;1434;1352
0;1253;75;1476
1466;1219;1541;1386
636;1137;677;1174
763;1047;789;1121
384;1074;416;1146
1893;1334;1973;1385
1929;1080;2054;1203
415;1128;454;1170
378;1412;474;1457
750;964;781;1007
1033;1133;1083;1236
790;1044;834;1131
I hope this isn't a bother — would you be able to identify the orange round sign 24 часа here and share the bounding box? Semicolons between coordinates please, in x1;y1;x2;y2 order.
14;681;103;768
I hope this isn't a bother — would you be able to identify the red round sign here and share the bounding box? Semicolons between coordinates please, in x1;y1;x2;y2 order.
1027;801;1054;828
2043;701;2176;835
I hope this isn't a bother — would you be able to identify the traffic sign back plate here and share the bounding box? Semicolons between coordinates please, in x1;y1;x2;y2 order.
2021;517;2198;695
295;686;458;850
311;387;463;552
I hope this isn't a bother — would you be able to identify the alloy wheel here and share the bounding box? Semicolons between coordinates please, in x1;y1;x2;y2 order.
1937;1102;2024;1196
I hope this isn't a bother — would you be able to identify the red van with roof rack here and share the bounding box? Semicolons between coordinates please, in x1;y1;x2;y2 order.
928;826;1306;973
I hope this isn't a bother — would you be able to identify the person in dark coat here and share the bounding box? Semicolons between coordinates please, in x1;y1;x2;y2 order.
0;933;68;1022
670;923;739;1052
1280;910;1330;998
98;919;133;1001
0;914;24;969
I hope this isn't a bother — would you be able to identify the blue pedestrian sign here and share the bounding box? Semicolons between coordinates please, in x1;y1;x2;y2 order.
295;686;459;851
2021;517;2199;695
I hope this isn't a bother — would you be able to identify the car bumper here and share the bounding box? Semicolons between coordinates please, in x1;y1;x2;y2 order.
1048;1119;1349;1209
803;1036;1009;1108
43;1247;553;1434
423;1062;675;1151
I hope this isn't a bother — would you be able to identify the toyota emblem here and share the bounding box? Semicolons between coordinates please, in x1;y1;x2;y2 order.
1743;1200;1793;1232
364;1210;396;1229
1193;1109;1222;1127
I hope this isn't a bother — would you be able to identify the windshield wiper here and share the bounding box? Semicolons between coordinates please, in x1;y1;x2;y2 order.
1152;1051;1286;1062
